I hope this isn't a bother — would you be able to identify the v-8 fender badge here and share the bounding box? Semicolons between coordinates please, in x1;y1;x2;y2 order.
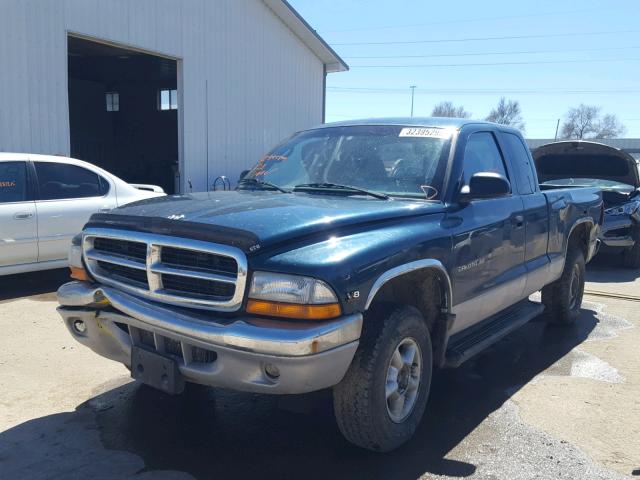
346;290;360;301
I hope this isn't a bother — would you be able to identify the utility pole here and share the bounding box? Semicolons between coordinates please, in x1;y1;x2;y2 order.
410;85;417;117
554;118;560;140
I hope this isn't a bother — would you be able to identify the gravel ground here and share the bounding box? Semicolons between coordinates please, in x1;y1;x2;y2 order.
0;263;638;479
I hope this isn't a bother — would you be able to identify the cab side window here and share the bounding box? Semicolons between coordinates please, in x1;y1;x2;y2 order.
462;132;509;186
502;133;535;194
35;162;104;200
0;161;28;203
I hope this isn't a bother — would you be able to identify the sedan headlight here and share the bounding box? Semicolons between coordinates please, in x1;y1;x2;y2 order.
246;272;341;320
605;201;640;216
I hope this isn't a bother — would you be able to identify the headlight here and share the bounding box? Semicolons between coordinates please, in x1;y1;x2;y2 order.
247;272;341;320
68;233;89;281
605;201;640;216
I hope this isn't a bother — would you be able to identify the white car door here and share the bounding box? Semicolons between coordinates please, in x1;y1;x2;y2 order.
0;160;38;268
33;161;117;262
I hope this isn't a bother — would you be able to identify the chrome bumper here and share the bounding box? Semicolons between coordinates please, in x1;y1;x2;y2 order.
57;281;362;394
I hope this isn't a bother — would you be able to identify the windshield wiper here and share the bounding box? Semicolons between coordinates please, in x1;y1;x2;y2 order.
293;182;390;200
238;178;290;193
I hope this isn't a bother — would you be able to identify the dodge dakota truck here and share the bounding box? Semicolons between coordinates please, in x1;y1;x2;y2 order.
58;118;602;452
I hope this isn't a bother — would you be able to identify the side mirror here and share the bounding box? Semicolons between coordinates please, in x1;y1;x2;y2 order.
459;172;510;203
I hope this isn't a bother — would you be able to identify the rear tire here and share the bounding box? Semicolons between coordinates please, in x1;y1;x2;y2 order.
623;241;640;269
542;247;585;325
333;305;432;452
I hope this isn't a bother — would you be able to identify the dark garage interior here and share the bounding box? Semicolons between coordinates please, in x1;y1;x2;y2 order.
67;36;179;194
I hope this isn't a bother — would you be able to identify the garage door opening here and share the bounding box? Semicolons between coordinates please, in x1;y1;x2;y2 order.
67;35;179;194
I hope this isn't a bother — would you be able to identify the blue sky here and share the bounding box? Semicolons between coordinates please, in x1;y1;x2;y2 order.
289;0;640;138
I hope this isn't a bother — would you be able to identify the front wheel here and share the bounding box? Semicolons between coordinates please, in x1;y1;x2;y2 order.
333;305;432;452
542;247;585;325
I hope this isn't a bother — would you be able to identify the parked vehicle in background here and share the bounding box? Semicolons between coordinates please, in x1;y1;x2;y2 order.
0;153;164;276
58;118;602;452
533;141;640;268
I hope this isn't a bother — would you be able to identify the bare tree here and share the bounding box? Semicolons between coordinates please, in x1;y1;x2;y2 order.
596;113;626;139
431;101;471;118
560;104;626;139
485;97;525;131
560;104;600;139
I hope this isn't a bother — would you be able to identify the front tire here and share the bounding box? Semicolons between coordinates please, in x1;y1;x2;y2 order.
542;247;585;324
333;305;432;452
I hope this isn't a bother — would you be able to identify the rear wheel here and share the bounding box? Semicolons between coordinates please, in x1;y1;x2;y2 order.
542;247;585;325
333;305;432;452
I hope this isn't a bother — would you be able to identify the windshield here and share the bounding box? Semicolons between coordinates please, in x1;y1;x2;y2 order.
240;125;453;200
540;178;635;192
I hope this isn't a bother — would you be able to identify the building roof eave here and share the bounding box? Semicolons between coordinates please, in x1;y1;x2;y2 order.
263;0;348;73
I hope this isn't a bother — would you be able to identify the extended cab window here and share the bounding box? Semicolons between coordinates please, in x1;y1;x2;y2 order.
0;161;28;203
462;132;509;186
35;162;105;200
502;133;535;194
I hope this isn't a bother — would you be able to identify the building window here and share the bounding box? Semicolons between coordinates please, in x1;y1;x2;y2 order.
105;92;119;112
159;89;178;110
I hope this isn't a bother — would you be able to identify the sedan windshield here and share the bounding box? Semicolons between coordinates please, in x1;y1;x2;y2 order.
239;125;453;200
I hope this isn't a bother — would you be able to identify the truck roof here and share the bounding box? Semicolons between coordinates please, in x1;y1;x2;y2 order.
315;117;502;130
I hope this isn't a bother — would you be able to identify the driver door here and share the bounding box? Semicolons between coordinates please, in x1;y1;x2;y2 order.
448;131;526;334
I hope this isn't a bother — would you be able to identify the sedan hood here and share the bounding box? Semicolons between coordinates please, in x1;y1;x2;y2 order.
533;141;640;188
86;191;444;253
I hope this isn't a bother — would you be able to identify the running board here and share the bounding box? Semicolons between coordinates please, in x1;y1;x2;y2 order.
444;300;545;368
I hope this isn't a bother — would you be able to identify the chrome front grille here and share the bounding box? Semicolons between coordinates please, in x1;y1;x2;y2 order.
82;227;248;311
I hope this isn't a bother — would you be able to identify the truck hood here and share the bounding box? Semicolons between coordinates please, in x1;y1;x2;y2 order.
86;191;445;253
533;141;640;188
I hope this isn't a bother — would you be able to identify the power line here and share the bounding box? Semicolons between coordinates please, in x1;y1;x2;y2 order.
326;114;640;122
326;7;600;33
331;29;640;46
349;57;640;68
327;86;640;94
327;87;640;96
327;86;640;92
342;45;640;59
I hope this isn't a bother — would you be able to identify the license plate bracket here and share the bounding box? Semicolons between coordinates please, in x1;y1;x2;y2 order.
131;346;185;395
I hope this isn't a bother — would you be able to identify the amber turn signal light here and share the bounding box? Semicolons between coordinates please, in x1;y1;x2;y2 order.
246;299;341;320
70;266;89;282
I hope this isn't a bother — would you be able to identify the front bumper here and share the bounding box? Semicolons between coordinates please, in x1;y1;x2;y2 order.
57;281;362;394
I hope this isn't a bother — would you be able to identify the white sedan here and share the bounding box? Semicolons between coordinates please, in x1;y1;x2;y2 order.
0;153;164;276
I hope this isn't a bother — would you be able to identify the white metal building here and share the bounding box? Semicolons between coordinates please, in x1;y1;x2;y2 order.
0;0;347;193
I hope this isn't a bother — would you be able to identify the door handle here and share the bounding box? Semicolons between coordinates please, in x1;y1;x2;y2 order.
99;205;112;213
13;212;34;220
513;215;524;228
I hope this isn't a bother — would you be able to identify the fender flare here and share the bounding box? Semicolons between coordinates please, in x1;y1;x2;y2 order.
566;217;595;258
364;259;453;313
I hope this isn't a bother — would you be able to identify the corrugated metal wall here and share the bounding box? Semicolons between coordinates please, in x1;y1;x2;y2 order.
0;0;325;191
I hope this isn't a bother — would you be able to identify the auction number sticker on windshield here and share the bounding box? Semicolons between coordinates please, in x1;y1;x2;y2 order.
399;127;452;139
